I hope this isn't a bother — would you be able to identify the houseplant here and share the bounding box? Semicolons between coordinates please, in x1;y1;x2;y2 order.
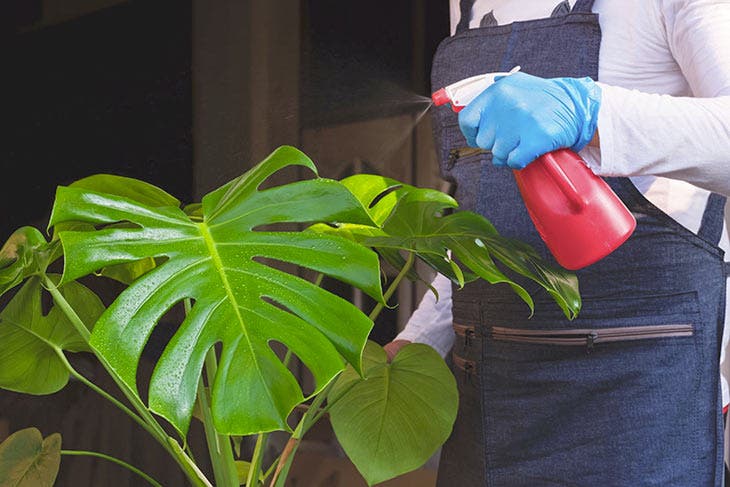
0;145;580;486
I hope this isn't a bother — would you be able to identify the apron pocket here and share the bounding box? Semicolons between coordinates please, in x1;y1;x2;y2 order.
480;292;717;486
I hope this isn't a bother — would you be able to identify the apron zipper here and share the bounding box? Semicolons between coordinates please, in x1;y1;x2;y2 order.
586;331;598;353
492;324;694;353
446;147;490;170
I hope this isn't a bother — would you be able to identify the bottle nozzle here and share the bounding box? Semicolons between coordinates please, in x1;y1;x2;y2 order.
431;88;450;106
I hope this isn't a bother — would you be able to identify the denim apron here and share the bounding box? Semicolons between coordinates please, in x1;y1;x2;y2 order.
431;0;728;485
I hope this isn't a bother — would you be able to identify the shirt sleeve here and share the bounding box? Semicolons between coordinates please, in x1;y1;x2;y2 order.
394;273;455;358
584;0;730;197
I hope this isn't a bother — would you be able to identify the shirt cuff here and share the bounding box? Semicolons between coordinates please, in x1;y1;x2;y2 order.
588;82;620;177
394;327;454;358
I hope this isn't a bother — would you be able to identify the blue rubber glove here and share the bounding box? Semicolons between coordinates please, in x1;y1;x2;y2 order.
458;72;601;169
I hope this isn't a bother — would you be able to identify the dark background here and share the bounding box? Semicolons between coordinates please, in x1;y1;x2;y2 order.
0;1;449;484
0;0;193;238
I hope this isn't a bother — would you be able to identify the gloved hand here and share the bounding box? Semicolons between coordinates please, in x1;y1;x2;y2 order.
458;72;601;169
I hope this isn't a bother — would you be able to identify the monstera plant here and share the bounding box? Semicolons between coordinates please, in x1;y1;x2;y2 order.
0;146;580;486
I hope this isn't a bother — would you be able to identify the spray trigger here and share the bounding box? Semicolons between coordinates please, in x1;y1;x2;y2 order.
431;65;521;112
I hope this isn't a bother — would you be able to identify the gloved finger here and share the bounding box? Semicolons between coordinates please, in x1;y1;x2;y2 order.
458;103;481;147
491;154;508;168
491;134;519;168
459;89;494;147
475;115;497;151
506;139;549;169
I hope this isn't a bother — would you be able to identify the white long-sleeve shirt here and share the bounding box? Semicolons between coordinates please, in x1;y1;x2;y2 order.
397;0;730;403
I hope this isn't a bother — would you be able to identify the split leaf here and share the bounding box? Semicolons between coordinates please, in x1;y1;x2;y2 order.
49;146;385;436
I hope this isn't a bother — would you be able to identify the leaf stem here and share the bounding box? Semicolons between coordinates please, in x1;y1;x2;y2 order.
168;437;215;487
42;277;90;342
44;275;211;487
261;452;282;483
55;349;156;438
196;375;231;486
246;432;269;487
203;347;239;486
61;450;162;487
368;251;414;321
302;382;333;431
270;422;303;487
310;373;366;426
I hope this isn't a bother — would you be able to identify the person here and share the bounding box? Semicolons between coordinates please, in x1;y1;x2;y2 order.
384;1;730;485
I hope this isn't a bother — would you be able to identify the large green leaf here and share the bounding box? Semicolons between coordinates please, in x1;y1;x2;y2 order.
372;190;580;318
48;146;386;436
328;342;457;486
68;174;181;208
0;275;104;395
321;174;581;319
0;227;55;298
55;174;182;285
0;428;61;487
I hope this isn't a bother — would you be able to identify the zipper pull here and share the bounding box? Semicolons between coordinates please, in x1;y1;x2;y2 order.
586;331;598;354
446;149;460;170
464;328;475;349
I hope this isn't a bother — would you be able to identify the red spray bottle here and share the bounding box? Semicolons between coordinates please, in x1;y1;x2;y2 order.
431;67;636;270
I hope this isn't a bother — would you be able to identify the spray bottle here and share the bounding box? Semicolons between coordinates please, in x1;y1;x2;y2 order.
431;67;636;270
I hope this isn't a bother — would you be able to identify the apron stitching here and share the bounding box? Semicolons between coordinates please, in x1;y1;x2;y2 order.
616;176;726;255
570;0;596;14
698;193;727;244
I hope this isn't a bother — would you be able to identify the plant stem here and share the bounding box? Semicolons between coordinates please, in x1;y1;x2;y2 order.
203;348;239;486
196;375;230;486
261;452;281;483
283;348;293;367
270;422;303;487
168;437;215;487
246;432;269;487
61;450;162;487
44;275;212;487
54;349;155;438
185;441;198;465
307;376;364;430
302;383;332;431
43;277;91;343
368;251;415;321
268;380;334;487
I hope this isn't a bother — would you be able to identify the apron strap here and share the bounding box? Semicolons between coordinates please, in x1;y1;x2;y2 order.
571;0;595;13
698;193;727;245
455;0;476;35
458;0;593;35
